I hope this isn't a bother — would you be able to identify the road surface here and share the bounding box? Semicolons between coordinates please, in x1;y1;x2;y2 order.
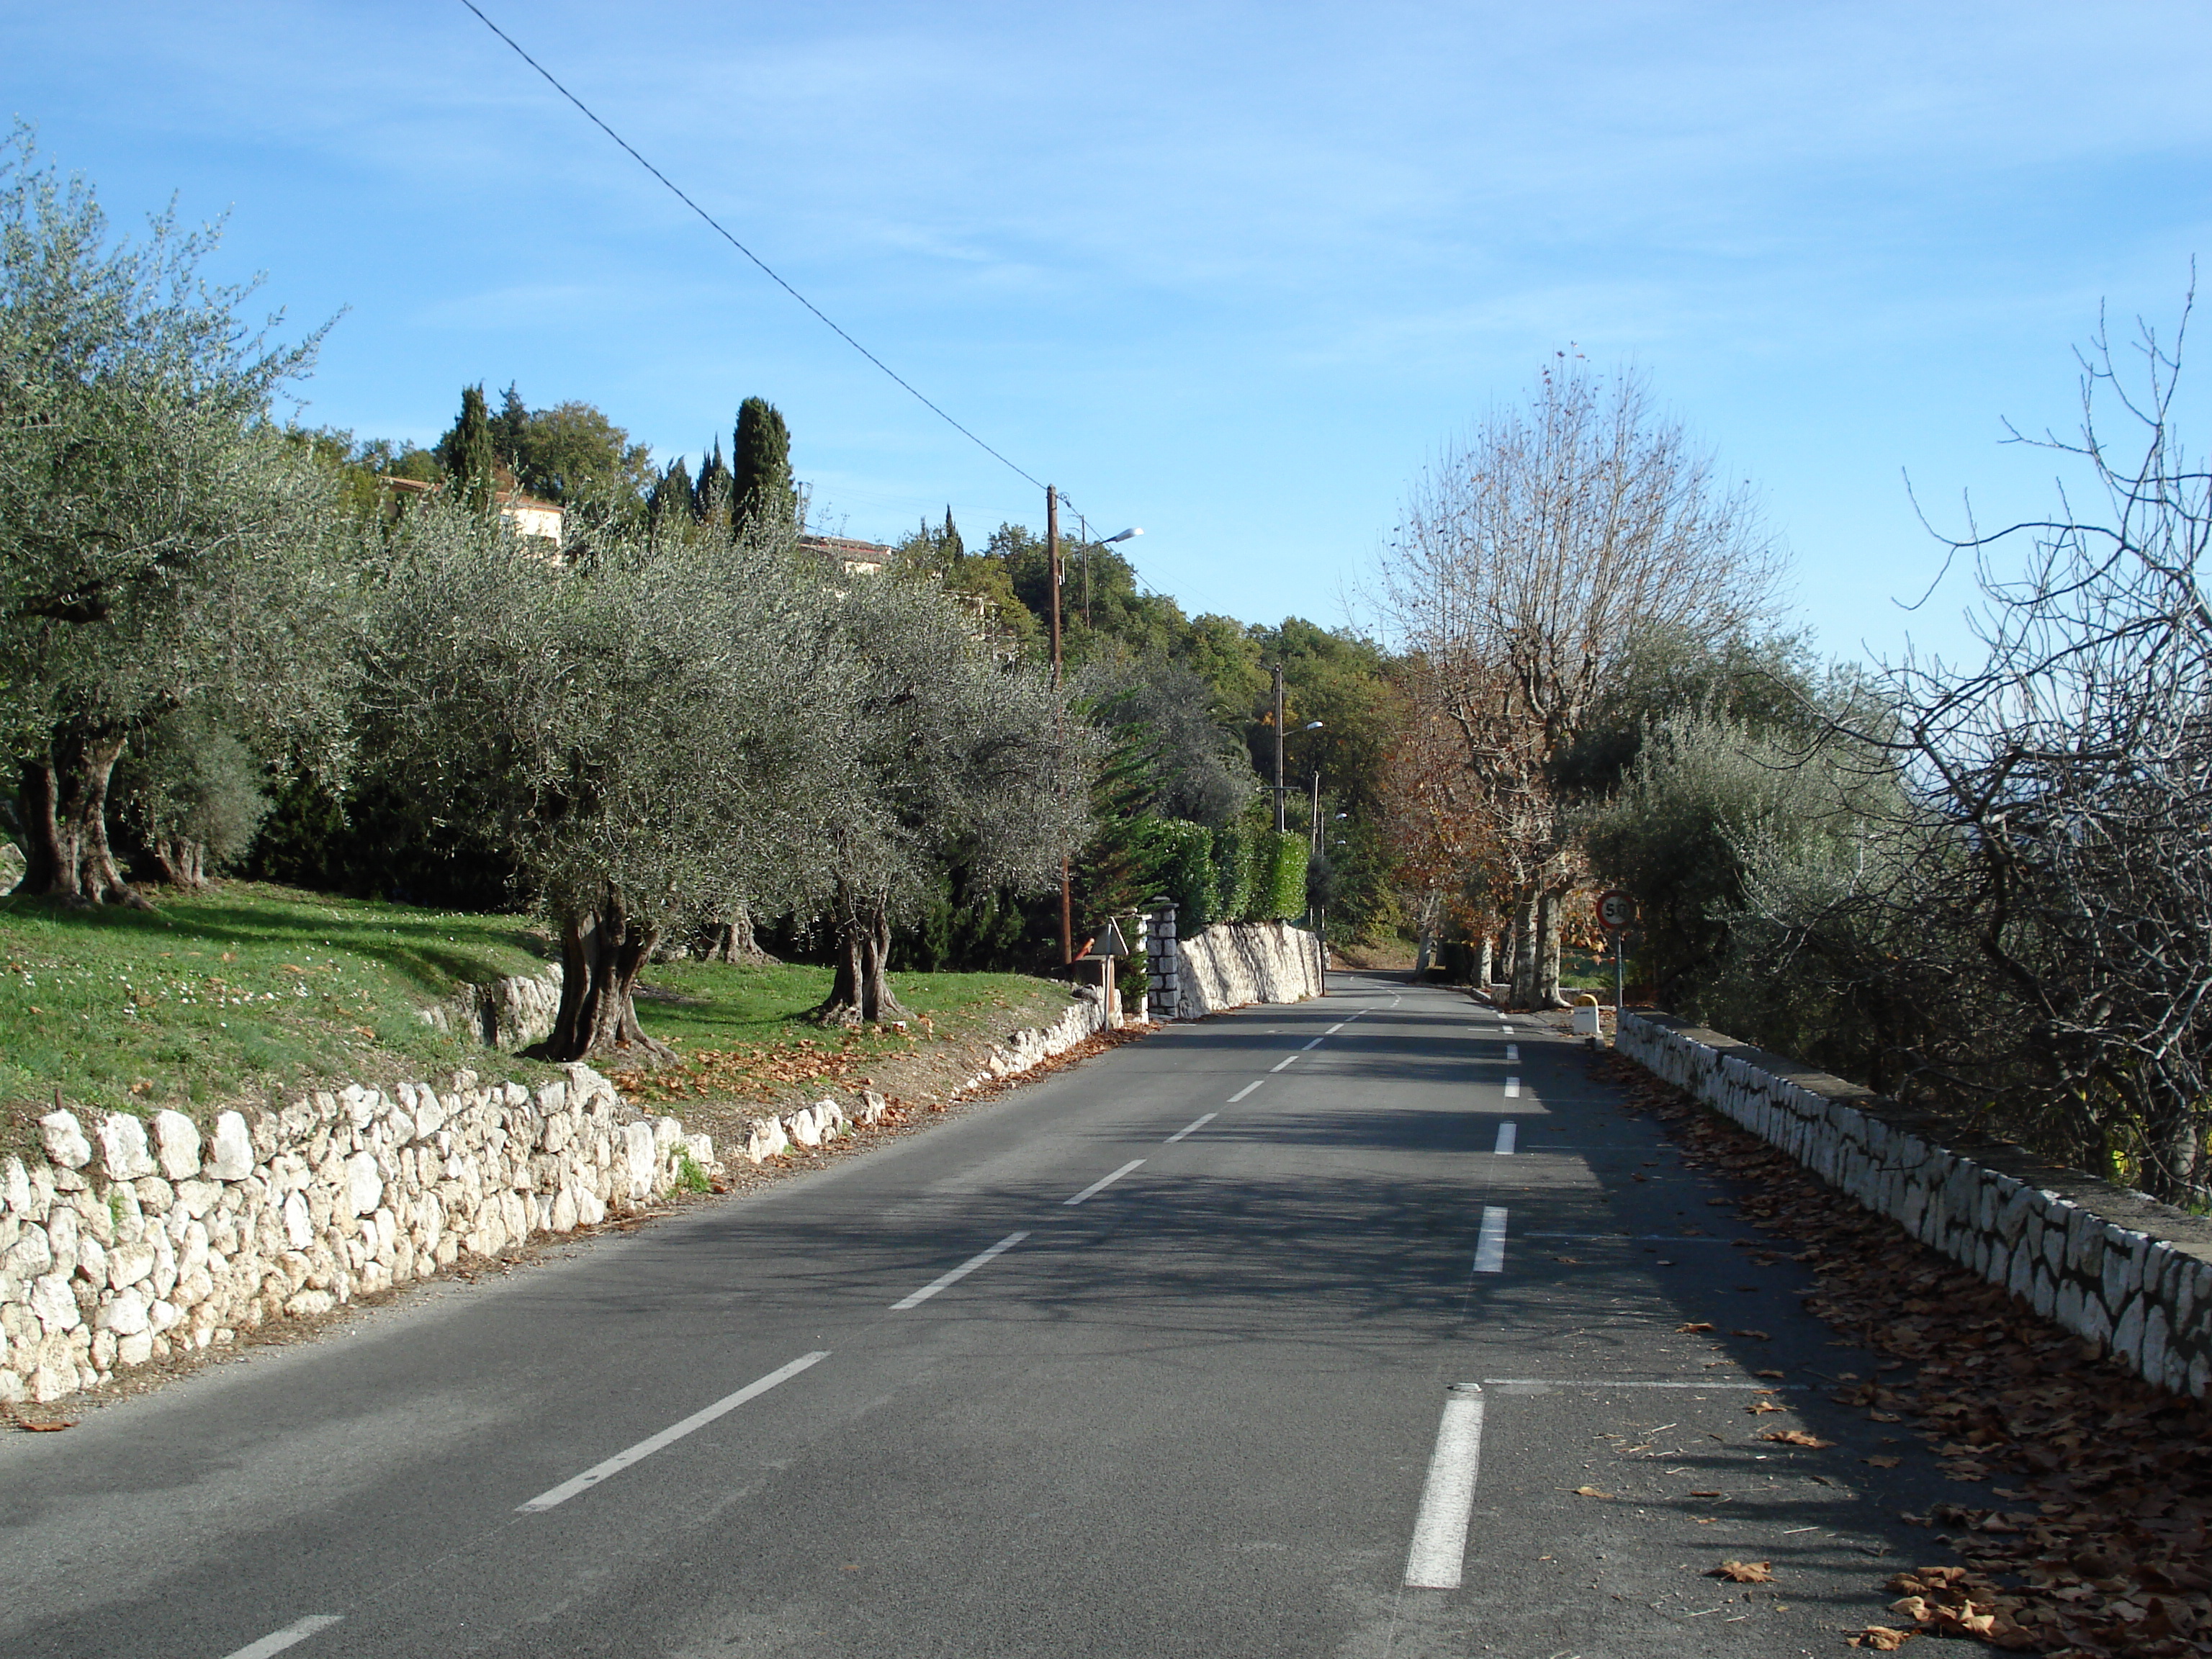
2;972;1950;1657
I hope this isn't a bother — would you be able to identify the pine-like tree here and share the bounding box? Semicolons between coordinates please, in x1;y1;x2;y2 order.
732;395;797;539
692;439;733;531
493;382;529;470
941;505;963;562
437;383;497;512
649;456;695;532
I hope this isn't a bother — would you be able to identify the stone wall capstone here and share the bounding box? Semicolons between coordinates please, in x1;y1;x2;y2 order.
1617;1010;2212;1403
0;1064;719;1406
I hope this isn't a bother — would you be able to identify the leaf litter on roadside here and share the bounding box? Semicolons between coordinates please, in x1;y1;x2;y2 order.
1593;1047;2212;1657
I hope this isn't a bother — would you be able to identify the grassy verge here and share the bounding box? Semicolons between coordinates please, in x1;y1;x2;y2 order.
0;881;555;1159
2;879;1088;1164
614;961;1079;1118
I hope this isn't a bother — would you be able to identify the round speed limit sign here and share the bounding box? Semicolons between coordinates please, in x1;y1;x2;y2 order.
1597;889;1637;932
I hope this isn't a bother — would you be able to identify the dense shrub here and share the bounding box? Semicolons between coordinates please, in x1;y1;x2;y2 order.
1154;819;1218;929
1249;829;1310;921
1211;820;1258;922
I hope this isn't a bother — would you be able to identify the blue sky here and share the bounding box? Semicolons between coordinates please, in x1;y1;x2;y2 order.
6;2;2209;667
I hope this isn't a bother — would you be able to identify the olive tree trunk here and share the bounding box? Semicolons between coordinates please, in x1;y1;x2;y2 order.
15;732;145;906
698;903;778;964
811;887;911;1028
542;891;677;1064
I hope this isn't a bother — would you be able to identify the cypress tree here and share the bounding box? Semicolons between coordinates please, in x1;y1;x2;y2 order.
649;457;695;532
732;396;796;539
692;439;733;532
941;505;963;562
438;383;497;512
494;382;529;472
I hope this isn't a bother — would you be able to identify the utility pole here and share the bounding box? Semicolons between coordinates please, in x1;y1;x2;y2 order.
1310;770;1322;857
1272;665;1286;833
1049;485;1072;966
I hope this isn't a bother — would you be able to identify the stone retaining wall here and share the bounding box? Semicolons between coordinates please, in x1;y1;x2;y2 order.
1619;1011;2212;1402
1144;907;1322;1018
419;964;563;1052
0;1066;719;1407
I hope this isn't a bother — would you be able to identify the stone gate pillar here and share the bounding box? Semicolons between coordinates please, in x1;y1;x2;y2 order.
1146;899;1181;1022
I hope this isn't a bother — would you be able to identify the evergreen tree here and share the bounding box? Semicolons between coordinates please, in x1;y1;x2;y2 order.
436;383;496;512
940;505;963;562
732;395;797;538
649;456;695;533
692;439;733;532
493;382;529;470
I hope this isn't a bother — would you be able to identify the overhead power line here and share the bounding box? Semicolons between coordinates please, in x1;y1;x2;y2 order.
457;0;1047;494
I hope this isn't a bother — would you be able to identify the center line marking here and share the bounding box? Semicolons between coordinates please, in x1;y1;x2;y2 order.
891;1231;1030;1310
1064;1159;1146;1205
1498;1024;1515;1036
217;1616;344;1659
518;1350;830;1511
1326;1022;1345;1033
1504;1043;1519;1062
1166;1112;1215;1143
1503;1076;1520;1098
1493;1121;1516;1155
1227;1080;1262;1103
1473;1206;1508;1273
1404;1385;1485;1588
1300;1037;1323;1050
1270;1053;1300;1071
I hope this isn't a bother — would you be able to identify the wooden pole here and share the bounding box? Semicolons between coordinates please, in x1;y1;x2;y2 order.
1272;665;1286;833
1050;487;1071;966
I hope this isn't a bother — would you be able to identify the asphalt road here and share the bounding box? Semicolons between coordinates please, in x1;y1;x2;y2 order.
0;972;1959;1658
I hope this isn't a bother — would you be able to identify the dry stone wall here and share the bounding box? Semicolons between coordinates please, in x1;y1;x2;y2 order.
1619;1011;2212;1403
419;965;564;1052
1151;917;1322;1017
0;1065;720;1406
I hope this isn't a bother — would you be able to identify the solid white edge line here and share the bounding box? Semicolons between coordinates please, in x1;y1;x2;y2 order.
890;1231;1031;1310
1227;1080;1262;1103
1473;1206;1507;1273
1166;1111;1216;1144
1270;1054;1300;1072
217;1615;343;1659
1404;1387;1485;1588
1503;1076;1520;1099
1493;1121;1516;1156
1064;1158;1146;1205
518;1351;831;1512
1300;1037;1323;1050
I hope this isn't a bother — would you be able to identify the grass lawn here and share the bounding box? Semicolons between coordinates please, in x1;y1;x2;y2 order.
1;879;1083;1161
0;881;555;1158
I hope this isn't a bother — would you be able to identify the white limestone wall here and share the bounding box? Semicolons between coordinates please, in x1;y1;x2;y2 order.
1619;1011;2212;1403
0;1065;718;1406
1173;921;1323;1017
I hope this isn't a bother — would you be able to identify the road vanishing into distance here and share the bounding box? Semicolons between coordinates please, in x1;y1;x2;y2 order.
1;973;1955;1658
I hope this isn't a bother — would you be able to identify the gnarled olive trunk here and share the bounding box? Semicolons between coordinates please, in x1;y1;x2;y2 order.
15;732;145;906
698;903;777;964
811;886;910;1028
541;890;677;1064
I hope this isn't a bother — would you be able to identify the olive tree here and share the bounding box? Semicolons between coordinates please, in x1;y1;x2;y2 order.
364;503;835;1062
806;570;1094;1026
0;127;344;903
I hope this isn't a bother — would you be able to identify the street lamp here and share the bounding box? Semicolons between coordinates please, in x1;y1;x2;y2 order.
1084;526;1142;625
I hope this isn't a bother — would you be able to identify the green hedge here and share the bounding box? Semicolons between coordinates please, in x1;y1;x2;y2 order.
1211;821;1258;922
1154;819;1219;930
1250;829;1310;921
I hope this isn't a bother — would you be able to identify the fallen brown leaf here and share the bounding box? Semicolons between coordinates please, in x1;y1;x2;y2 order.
1761;1429;1835;1448
1676;1321;1715;1333
1709;1560;1775;1583
1848;1627;1915;1651
1730;1328;1770;1340
1754;1368;1784;1378
1573;1485;1614;1498
1863;1454;1903;1468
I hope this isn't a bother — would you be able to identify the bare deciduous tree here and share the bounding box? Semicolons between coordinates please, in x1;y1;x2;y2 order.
1378;358;1783;1004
